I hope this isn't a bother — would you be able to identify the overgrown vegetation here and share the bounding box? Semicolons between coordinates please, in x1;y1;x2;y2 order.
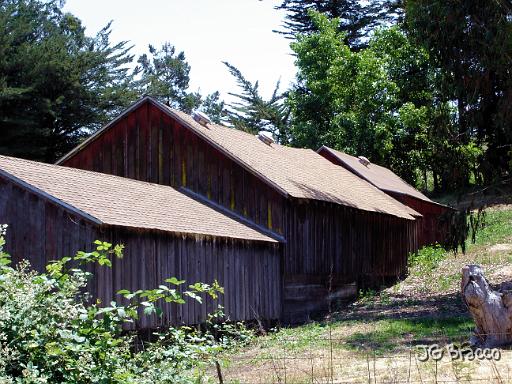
408;244;447;274
0;226;252;383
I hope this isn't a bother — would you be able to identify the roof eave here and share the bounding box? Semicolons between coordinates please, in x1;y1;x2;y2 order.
102;223;280;245
179;187;286;243
317;146;453;212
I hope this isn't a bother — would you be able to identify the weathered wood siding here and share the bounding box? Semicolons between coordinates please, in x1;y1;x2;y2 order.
318;146;449;250
282;199;416;320
0;176;281;327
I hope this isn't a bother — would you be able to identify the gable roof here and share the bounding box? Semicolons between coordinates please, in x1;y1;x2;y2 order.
0;155;277;243
57;96;418;220
317;146;443;206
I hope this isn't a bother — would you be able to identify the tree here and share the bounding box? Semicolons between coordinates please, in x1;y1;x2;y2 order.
223;62;290;143
0;0;137;162
406;0;512;183
288;11;480;190
135;43;201;113
199;91;226;124
275;0;403;50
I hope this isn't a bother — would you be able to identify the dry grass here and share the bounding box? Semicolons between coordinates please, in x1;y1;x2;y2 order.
214;205;512;383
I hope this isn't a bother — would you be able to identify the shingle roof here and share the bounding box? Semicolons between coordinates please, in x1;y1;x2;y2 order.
57;96;418;220
318;146;441;206
0;155;277;243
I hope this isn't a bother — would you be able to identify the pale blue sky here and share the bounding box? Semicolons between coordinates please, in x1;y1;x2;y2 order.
63;0;296;102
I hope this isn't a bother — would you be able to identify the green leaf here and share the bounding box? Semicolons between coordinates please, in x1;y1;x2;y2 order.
165;277;185;285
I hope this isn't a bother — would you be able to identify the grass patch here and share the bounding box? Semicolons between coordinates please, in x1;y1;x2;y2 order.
259;322;333;352
221;206;512;383
345;317;474;354
469;209;512;248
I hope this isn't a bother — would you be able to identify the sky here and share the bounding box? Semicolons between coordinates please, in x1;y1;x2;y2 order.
63;0;297;103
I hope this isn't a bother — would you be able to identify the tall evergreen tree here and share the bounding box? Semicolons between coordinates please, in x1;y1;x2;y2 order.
199;91;226;124
0;0;136;162
223;62;290;143
288;11;480;191
276;0;403;49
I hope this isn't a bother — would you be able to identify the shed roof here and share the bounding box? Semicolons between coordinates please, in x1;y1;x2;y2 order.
57;96;418;220
0;155;278;243
318;146;443;207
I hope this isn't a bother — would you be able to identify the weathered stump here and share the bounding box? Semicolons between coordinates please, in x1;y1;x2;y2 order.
461;264;512;347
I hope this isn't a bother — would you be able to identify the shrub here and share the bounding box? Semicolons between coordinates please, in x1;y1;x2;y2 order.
0;225;251;383
408;244;447;275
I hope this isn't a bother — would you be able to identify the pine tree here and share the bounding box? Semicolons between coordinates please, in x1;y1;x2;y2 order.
223;62;290;143
135;43;201;113
199;91;226;124
406;0;512;182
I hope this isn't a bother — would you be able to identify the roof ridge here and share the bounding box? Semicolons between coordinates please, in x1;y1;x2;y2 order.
318;146;446;208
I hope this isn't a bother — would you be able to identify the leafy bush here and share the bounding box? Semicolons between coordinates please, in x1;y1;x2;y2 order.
408;244;447;275
0;225;251;383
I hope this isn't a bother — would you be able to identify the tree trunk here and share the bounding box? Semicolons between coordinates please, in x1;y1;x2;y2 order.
461;265;512;347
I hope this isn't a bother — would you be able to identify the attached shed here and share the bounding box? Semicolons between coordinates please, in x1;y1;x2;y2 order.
0;155;281;328
58;96;420;321
317;146;454;248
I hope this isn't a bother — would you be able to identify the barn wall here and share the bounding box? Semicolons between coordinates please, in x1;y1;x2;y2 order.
0;176;281;327
282;199;416;321
62;102;286;235
105;228;281;328
318;147;448;250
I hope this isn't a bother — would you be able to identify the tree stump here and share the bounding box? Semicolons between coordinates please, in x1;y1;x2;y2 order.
461;265;512;347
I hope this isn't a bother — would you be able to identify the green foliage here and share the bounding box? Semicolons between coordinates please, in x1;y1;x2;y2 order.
406;0;512;183
0;0;137;162
408;244;447;275
469;209;512;248
357;288;391;307
0;227;248;383
135;43;201;113
276;0;403;50
289;11;485;190
199;91;226;124
223;62;290;142
357;288;377;305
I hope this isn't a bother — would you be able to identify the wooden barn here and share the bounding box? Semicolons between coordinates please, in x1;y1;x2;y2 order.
0;155;281;328
57;96;420;322
317;146;454;248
